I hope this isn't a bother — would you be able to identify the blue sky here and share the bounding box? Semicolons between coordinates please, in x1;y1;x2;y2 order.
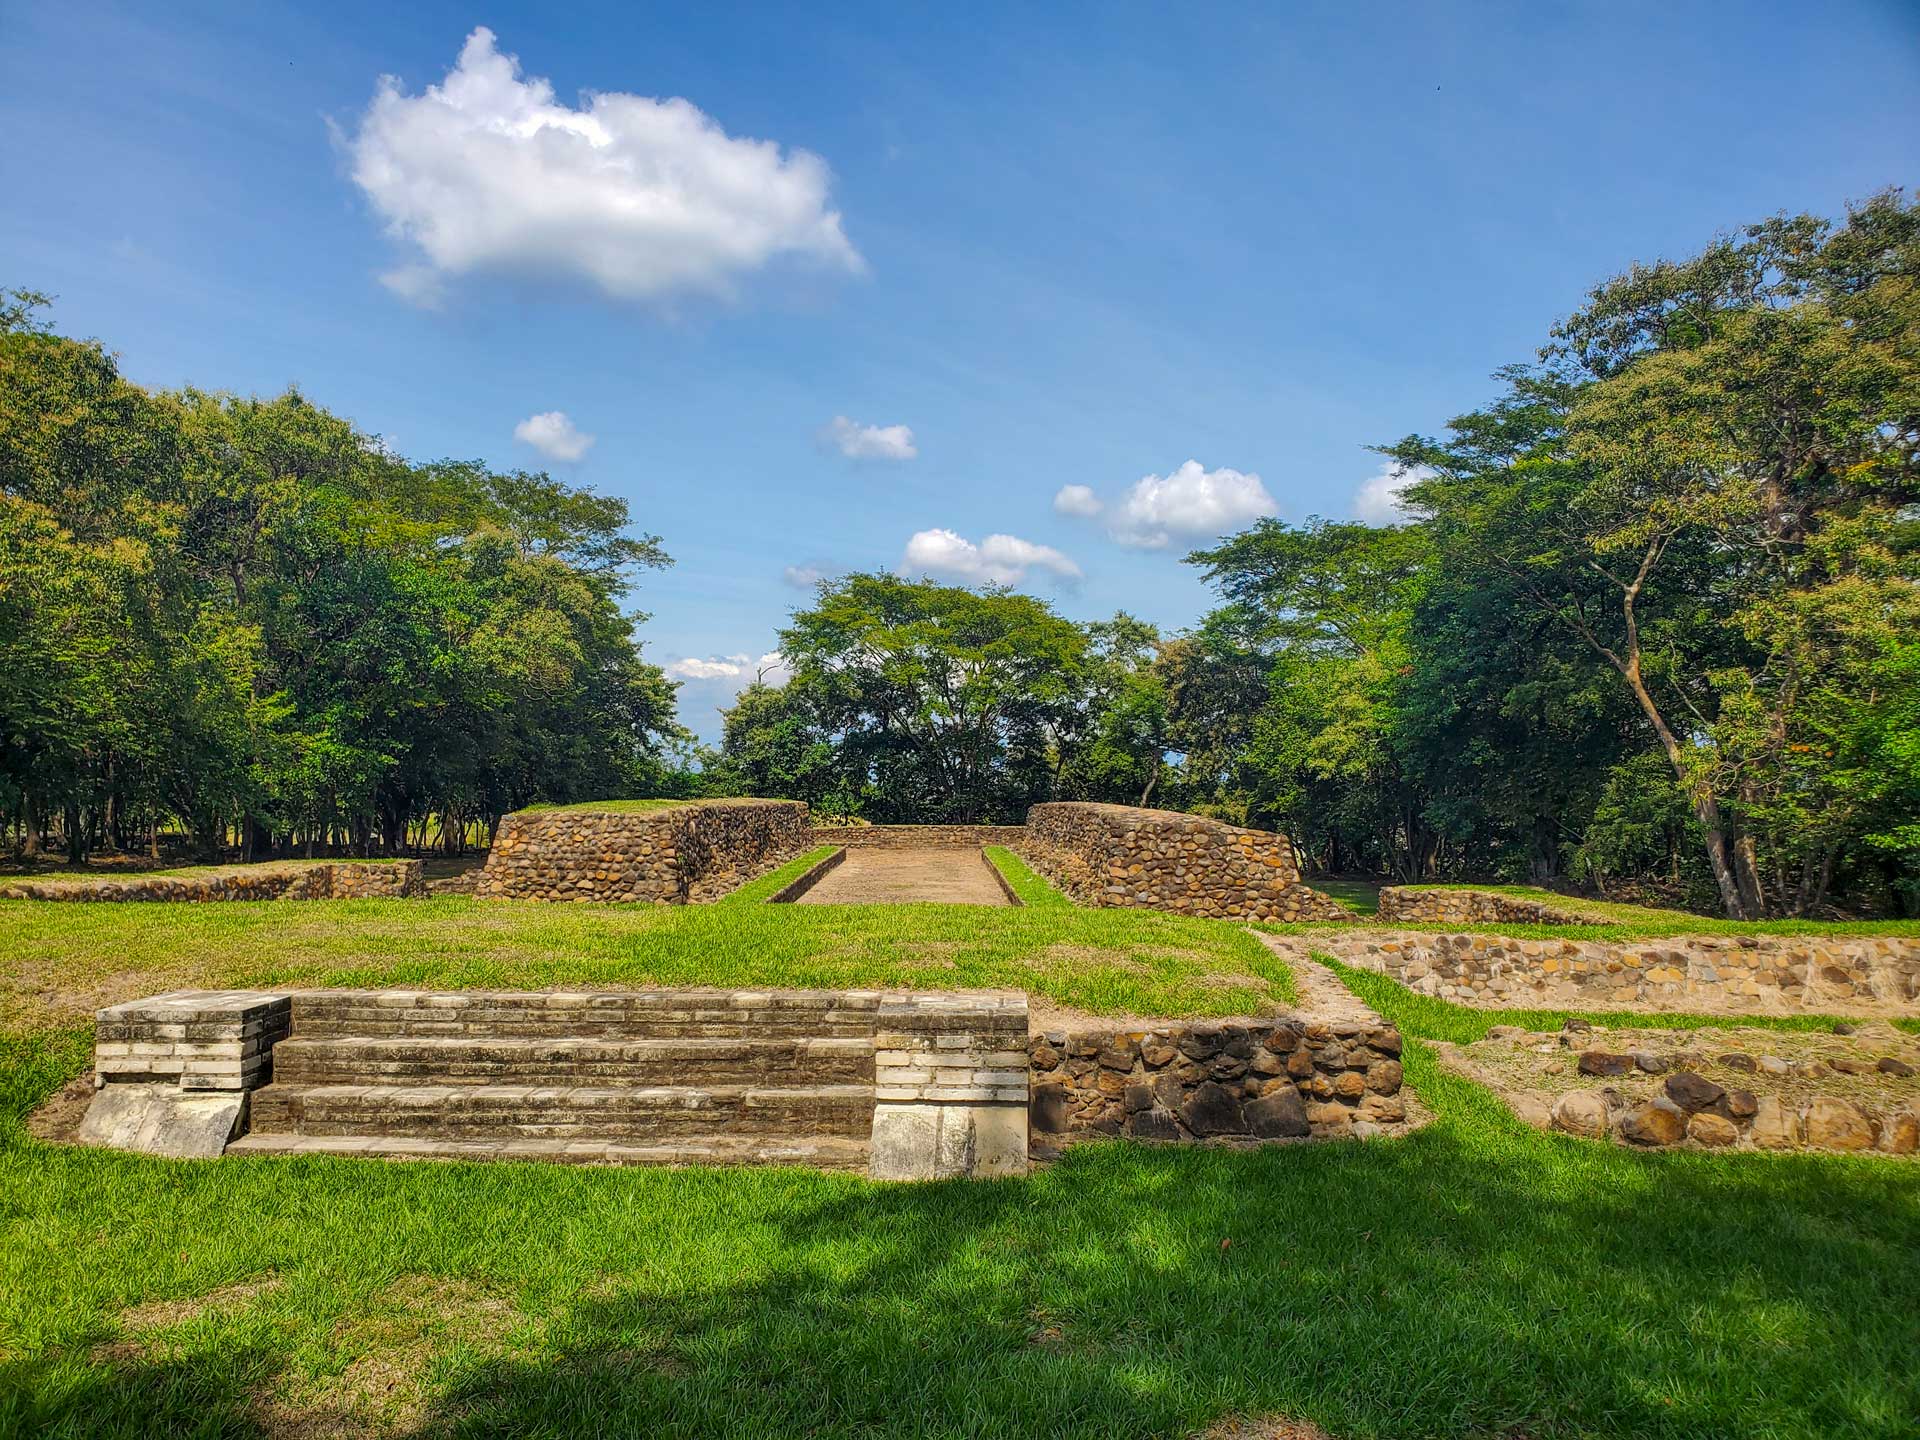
4;1;1917;741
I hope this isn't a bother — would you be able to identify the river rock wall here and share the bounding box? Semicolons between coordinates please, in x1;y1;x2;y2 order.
1;861;423;902
810;824;1027;849
475;801;810;903
1377;887;1591;925
1324;930;1920;1017
1021;802;1348;921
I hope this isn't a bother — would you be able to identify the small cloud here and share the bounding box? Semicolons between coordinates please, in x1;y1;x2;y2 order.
823;415;917;461
899;528;1081;587
782;563;825;589
667;651;791;687
344;27;862;308
1052;484;1102;518
1107;461;1277;549
513;410;594;463
1352;462;1433;525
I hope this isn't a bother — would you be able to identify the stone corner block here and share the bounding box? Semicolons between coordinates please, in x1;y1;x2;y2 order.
76;1084;248;1159
868;1100;1029;1181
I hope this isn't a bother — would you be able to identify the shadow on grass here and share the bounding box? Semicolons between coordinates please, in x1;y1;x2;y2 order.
4;1036;1917;1438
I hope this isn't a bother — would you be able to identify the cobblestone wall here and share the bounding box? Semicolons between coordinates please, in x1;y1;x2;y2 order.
1377;887;1589;925
1022;802;1348;921
1;861;423;902
1029;1014;1406;1148
1326;930;1920;1016
810;824;1027;849
474;801;810;903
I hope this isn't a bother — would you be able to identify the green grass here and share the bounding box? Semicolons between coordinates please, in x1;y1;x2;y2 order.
982;846;1072;908
717;846;840;906
4;993;1918;1436
1309;878;1380;916
0;897;1295;1027
512;798;696;815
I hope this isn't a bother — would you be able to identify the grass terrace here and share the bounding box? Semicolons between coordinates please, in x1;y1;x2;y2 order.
509;798;698;815
717;846;840;905
0;897;1297;1031
983;846;1072;908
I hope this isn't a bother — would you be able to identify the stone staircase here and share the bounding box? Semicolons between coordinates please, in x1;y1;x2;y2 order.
226;989;881;1170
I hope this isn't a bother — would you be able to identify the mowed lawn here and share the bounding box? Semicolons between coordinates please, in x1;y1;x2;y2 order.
0;894;1295;1030
0;899;1916;1437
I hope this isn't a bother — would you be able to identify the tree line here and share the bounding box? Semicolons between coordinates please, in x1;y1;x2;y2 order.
712;194;1919;917
1;290;683;861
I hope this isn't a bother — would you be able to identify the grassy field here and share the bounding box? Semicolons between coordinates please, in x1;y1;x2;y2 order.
511;798;694;815
983;846;1071;908
1310;878;1381;916
0;897;1296;1028
717;846;840;905
3;986;1917;1436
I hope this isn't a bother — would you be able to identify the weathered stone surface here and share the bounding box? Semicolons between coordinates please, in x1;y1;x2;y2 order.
1750;1096;1801;1149
1619;1099;1687;1146
1803;1097;1875;1151
1884;1109;1919;1155
1552;1091;1611;1138
1578;1051;1635;1078
1725;1089;1759;1119
1127;1107;1182;1141
1020;802;1349;921
1719;1053;1757;1073
1879;1057;1916;1078
1687;1112;1739;1147
1245;1087;1310;1138
869;1101;1027;1180
1507;1091;1553;1130
475;800;809;904
1664;1072;1726;1113
76;1084;246;1158
1180;1081;1248;1136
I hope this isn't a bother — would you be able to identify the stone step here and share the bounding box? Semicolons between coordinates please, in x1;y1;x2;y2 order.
287;989;886;1041
269;1035;876;1087
225;1131;872;1171
246;1083;875;1141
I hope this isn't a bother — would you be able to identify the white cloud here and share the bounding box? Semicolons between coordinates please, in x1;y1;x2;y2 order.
900;528;1081;587
1106;461;1277;548
512;410;594;463
345;28;862;307
667;651;790;686
823;415;917;461
1352;462;1433;525
782;563;825;589
1052;483;1102;517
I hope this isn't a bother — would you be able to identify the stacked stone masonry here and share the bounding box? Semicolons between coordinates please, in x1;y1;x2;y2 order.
1325;930;1920;1016
1377;887;1588;925
94;990;292;1091
1;861;423;902
809;824;1027;849
1021;802;1349;921
869;992;1030;1179
475;800;809;903
1029;1015;1407;1149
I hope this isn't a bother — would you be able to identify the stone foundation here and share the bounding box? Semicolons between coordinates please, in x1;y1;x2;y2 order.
1;861;424;903
1028;1003;1407;1150
1022;802;1348;921
1377;887;1589;925
1323;929;1920;1017
810;824;1028;849
81;990;292;1157
475;800;809;903
870;993;1030;1179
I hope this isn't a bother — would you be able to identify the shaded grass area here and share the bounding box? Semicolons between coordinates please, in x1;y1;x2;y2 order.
983;846;1071;908
0;898;1295;1026
1309;878;1380;916
717;846;839;906
4;1015;1917;1437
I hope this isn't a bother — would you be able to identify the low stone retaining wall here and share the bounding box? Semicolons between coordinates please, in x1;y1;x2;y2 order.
1022;802;1348;921
475;800;809;903
810;824;1027;849
766;847;846;903
0;861;423;902
1029;1013;1406;1148
1378;887;1589;925
1325;929;1920;1016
